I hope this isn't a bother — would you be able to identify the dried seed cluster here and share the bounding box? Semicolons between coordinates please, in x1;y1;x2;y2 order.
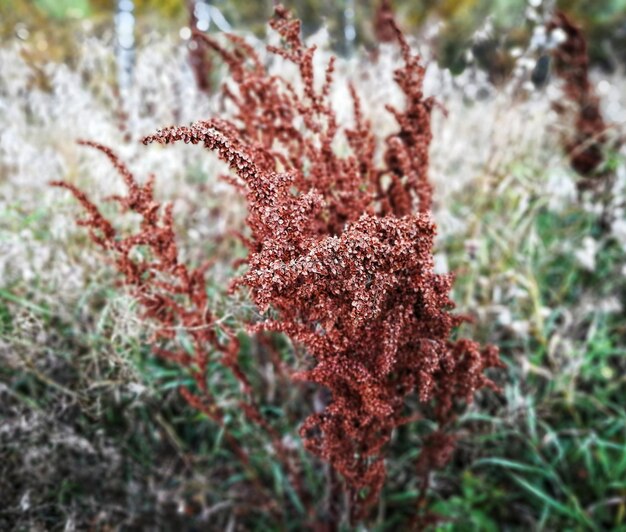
57;5;501;521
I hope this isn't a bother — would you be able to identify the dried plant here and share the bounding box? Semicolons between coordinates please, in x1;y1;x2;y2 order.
51;142;298;520
186;0;213;93
548;11;612;182
52;142;241;439
55;5;501;525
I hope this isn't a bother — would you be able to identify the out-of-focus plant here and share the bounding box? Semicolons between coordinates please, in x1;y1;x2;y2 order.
548;11;621;187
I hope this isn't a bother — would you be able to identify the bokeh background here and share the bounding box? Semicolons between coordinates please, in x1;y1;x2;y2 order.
4;0;626;66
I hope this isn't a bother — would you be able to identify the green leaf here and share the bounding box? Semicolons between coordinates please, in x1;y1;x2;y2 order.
473;457;553;478
511;474;590;526
0;288;52;317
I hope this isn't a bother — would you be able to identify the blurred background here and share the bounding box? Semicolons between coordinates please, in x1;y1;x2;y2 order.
4;0;626;73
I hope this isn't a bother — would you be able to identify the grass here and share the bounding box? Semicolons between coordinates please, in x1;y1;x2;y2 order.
428;151;626;531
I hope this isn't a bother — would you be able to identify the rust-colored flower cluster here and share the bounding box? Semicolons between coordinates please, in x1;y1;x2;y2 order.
51;142;245;441
548;11;609;180
51;142;298;517
56;5;501;523
143;6;500;520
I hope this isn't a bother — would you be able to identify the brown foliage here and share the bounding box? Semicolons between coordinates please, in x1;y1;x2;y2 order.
143;6;501;521
51;142;297;519
548;11;609;179
56;6;502;524
186;0;213;93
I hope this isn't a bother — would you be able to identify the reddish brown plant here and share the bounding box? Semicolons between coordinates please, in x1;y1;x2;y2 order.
142;6;501;521
548;11;610;180
56;5;502;525
51;141;301;519
186;0;213;93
